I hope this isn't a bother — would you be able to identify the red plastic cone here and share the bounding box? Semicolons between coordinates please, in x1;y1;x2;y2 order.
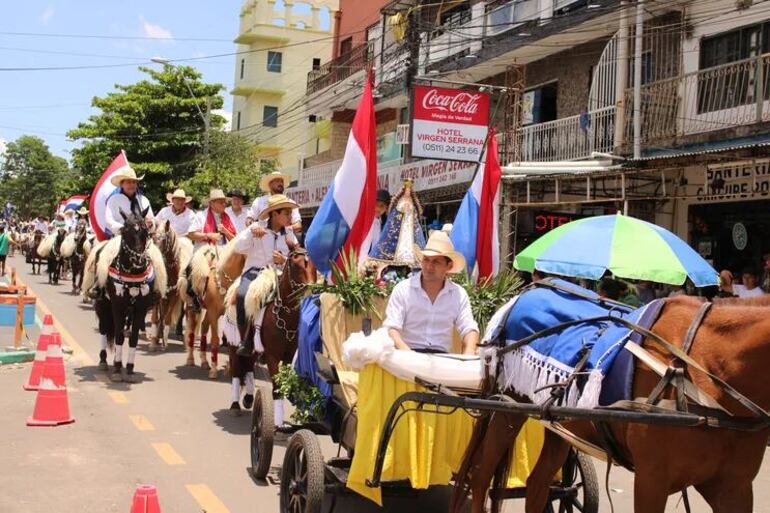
130;485;161;513
23;333;52;391
42;314;54;332
26;378;75;426
41;336;66;388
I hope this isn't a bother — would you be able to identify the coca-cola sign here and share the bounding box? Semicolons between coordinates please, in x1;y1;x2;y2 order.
412;85;490;162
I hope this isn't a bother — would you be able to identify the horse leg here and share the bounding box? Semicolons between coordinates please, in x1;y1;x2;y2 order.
265;352;285;427
148;305;160;352
633;465;670;513
184;308;196;366
524;429;572;513
199;315;210;370
111;311;125;383
125;305;143;383
208;311;220;380
696;476;753;513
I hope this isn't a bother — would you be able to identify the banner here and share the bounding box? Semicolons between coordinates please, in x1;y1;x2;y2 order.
411;85;490;162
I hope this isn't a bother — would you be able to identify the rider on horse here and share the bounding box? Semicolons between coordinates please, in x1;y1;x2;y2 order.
155;188;196;237
188;189;238;248
105;166;154;237
250;172;302;236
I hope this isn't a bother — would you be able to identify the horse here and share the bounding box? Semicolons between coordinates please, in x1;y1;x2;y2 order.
178;240;242;379
148;221;193;352
61;222;90;294
90;209;167;382
451;294;770;513
28;231;46;274
46;228;67;285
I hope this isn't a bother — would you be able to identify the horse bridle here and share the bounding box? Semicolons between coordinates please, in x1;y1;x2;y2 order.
271;248;309;343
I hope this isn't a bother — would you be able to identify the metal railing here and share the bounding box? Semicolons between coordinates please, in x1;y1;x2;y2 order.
299;157;403;187
624;53;770;144
306;43;372;95
517;106;616;162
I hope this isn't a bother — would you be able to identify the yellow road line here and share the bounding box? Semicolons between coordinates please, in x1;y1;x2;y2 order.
107;391;129;404
129;415;155;431
151;442;186;465
14;273;94;365
185;484;231;513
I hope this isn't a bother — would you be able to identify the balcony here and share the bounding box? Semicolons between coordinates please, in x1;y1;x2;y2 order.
625;53;770;147
517;106;616;162
306;43;372;95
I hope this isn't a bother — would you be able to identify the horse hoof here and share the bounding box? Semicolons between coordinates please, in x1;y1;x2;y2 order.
148;342;158;353
200;360;210;370
98;360;108;371
185;357;196;367
110;372;124;383
229;401;242;416
124;373;136;384
208;367;218;380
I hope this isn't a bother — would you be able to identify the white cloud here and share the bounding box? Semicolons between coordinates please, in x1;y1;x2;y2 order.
40;5;55;25
139;16;174;43
213;110;232;132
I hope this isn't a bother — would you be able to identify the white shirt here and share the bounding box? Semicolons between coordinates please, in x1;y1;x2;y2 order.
250;195;301;225
383;272;479;353
734;284;765;298
233;221;298;271
105;192;154;236
225;206;250;233
155;206;197;236
64;216;77;232
34;220;48;233
189;208;234;249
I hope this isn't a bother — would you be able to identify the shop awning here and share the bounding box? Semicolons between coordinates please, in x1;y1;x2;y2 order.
502;159;623;179
637;133;770;161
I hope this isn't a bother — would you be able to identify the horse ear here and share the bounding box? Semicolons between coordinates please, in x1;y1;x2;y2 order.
141;206;150;218
119;208;127;221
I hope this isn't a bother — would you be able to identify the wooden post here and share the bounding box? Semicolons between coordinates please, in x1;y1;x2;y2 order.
13;286;25;349
10;266;17;286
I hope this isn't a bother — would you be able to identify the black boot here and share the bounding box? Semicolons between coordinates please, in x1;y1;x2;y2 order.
111;362;123;382
243;393;254;410
98;350;108;370
125;363;136;383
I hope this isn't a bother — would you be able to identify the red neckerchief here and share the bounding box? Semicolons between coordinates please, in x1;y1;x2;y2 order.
203;208;236;235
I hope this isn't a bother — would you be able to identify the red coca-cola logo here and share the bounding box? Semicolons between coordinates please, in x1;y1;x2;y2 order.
421;89;482;115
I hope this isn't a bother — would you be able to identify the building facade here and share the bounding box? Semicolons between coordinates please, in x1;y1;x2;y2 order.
232;0;339;180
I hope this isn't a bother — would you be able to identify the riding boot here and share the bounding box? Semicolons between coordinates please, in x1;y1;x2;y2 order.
98;350;108;370
125;363;135;383
111;361;124;382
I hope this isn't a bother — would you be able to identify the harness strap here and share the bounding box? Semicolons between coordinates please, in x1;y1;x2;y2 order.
683;302;712;355
594;420;634;471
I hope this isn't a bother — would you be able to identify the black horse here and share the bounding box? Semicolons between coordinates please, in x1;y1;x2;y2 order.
69;222;88;294
94;208;158;383
47;228;67;285
28;232;45;274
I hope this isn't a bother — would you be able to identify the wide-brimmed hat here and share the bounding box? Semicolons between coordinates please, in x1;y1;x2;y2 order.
109;166;144;187
76;207;88;216
258;194;300;221
63;209;74;216
166;188;193;204
259;171;290;193
413;231;466;274
227;189;248;201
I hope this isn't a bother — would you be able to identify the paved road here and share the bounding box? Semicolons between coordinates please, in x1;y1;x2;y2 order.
2;254;770;513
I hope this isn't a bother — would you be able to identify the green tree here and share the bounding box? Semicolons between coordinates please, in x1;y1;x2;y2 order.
67;64;225;207
0;135;74;218
180;131;274;202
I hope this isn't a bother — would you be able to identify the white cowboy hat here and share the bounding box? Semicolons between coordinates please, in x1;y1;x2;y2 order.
63;209;74;216
259;171;290;193
208;188;228;202
166;188;193;203
258;194;300;221
109;166;144;187
76;207;88;216
413;231;466;274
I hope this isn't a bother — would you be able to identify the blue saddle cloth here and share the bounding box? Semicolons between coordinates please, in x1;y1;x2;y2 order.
499;279;664;408
293;294;332;400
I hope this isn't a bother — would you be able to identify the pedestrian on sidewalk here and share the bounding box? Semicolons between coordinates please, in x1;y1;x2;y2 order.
0;225;19;277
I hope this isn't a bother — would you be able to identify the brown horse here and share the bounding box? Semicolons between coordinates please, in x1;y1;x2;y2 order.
452;295;770;513
27;232;46;274
149;222;193;351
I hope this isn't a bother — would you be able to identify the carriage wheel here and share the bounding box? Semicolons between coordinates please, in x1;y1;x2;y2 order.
250;387;274;480
280;429;324;513
546;450;599;513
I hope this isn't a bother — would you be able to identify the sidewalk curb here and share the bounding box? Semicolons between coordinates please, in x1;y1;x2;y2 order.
0;350;35;364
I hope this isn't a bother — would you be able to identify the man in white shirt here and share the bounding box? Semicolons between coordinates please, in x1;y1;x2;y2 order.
250;171;302;234
226;190;251;233
104;167;154;237
33;216;48;234
734;267;765;298
188;189;238;249
63;210;77;232
155;189;196;237
383;231;479;355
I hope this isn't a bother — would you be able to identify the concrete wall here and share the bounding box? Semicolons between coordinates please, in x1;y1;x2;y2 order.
336;0;390;51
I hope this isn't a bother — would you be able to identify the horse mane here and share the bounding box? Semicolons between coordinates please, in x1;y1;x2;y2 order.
176;237;194;271
81;239;108;297
61;232;77;258
215;237;238;274
184;245;218;298
93;236;167;296
36;232;57;257
223;267;278;322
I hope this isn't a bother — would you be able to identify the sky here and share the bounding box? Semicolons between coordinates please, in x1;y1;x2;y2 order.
0;0;278;161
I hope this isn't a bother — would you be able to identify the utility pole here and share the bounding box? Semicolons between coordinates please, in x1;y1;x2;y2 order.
633;0;644;160
403;4;420;164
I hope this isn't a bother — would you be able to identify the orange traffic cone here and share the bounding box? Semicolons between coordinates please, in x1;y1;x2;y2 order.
41;336;66;388
130;485;162;513
23;315;56;391
23;333;52;391
26;378;75;426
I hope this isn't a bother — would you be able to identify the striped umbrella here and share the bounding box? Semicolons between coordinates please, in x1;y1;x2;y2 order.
514;214;719;287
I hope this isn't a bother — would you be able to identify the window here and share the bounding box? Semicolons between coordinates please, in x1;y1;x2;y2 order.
236;111;241;131
522;83;558;125
312;58;321;70
263;106;278;128
339;37;353;56
240;59;245;79
267;51;282;73
308;114;317;123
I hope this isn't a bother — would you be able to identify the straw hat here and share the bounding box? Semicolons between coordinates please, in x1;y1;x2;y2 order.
76;207;88;216
109;166;144;187
258;194;300;221
166;188;193;204
208;189;228;202
413;231;466;274
63;209;74;216
259;171;290;193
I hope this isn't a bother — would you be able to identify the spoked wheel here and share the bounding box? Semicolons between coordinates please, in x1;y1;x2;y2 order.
250;386;274;480
545;450;599;513
280;429;324;513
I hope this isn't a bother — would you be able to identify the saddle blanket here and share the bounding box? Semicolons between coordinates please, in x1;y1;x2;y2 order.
486;279;664;409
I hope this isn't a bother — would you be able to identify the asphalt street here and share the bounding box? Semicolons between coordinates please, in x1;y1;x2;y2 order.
2;254;770;513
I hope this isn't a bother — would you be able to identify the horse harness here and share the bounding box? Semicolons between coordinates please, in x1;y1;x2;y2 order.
108;240;155;302
270;248;309;344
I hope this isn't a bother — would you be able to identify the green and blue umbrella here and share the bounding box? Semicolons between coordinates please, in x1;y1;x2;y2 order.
514;214;719;287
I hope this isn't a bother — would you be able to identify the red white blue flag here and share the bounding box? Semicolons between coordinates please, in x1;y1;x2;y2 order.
305;74;378;274
57;194;88;215
89;150;130;242
450;129;501;280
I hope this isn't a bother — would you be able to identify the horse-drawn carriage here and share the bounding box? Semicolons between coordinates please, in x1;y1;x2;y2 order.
248;291;601;513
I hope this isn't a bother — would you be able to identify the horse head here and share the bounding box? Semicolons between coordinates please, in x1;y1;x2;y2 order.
156;220;177;261
119;207;150;252
283;245;315;292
